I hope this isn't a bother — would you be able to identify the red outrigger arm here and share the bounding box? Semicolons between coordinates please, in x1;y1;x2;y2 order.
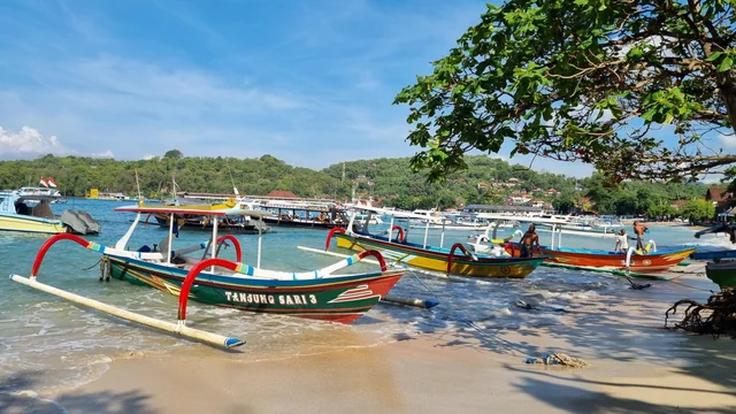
446;243;476;274
216;234;242;263
390;225;406;242
325;227;346;250
178;258;240;322
31;233;100;277
356;249;387;271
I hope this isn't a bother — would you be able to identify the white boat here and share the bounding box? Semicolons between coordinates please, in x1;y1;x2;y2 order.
17;186;62;198
0;190;67;234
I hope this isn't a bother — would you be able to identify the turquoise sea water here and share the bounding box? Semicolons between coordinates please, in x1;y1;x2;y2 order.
0;199;729;393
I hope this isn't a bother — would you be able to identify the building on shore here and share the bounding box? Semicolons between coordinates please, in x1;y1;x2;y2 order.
706;186;733;213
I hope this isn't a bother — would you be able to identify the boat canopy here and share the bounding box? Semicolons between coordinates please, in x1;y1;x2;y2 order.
116;204;232;216
116;204;272;218
476;213;570;225
349;205;440;221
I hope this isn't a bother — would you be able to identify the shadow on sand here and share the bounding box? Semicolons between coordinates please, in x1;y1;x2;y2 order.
0;370;154;414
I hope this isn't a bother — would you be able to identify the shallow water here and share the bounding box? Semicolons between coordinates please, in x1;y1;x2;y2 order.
0;199;728;393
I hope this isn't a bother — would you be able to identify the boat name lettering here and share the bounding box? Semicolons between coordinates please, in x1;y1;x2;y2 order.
224;291;317;305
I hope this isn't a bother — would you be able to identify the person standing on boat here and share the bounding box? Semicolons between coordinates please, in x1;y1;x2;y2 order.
520;224;539;258
633;221;648;250
614;229;628;253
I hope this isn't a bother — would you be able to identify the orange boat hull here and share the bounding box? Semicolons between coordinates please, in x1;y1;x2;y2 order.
505;244;694;272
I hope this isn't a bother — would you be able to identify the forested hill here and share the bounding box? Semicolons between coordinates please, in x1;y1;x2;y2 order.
0;152;706;214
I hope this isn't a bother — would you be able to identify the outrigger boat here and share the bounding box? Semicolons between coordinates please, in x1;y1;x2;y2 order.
9;202;404;348
506;244;694;273
325;207;544;278
498;217;693;274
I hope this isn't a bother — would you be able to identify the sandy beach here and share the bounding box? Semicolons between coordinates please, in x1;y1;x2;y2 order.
3;267;735;414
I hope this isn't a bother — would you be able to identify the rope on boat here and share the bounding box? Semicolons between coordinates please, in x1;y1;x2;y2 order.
81;257;102;271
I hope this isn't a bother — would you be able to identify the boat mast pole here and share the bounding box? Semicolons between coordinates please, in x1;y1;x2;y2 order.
558;227;563;248
167;213;174;264
550;224;556;250
440;219;446;248
257;218;263;268
210;217;218;273
422;220;430;249
388;215;394;242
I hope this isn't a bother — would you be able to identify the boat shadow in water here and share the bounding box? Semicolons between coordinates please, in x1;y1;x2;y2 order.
0;370;155;414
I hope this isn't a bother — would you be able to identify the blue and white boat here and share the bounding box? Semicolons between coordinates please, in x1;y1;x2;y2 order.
0;190;67;234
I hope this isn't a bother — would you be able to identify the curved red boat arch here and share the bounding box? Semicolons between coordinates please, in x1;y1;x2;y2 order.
178;258;240;321
325;227;346;250
390;225;406;243
31;233;94;277
358;250;387;272
216;234;242;263
447;243;476;274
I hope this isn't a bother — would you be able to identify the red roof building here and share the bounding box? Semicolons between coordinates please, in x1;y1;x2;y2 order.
706;185;733;212
267;190;298;199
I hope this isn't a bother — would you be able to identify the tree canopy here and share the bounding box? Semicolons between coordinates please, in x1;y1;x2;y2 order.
395;0;736;182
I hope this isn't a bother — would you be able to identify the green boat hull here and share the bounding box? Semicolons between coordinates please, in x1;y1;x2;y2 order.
706;262;736;290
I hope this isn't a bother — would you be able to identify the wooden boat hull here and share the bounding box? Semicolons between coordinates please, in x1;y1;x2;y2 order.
506;244;694;272
706;261;736;290
334;233;543;278
0;213;66;234
106;254;402;323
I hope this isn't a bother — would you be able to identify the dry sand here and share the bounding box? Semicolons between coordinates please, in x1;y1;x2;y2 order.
4;271;736;414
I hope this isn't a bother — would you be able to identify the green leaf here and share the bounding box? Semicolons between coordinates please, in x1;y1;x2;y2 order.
717;56;733;73
705;51;723;62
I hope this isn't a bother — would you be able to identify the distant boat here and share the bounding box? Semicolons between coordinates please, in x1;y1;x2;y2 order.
87;188;131;201
0;190;67;234
17;186;62;198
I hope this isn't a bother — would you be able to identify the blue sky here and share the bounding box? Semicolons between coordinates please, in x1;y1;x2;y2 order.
0;0;603;176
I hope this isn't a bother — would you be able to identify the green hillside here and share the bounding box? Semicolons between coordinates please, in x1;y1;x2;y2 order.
0;152;707;215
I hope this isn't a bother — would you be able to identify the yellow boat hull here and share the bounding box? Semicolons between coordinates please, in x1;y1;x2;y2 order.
0;214;66;234
335;235;541;278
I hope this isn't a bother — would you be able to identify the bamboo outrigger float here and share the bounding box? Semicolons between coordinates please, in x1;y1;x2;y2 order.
8;202;404;348
325;207;544;278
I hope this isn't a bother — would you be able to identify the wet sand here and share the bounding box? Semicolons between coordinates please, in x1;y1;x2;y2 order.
4;271;736;414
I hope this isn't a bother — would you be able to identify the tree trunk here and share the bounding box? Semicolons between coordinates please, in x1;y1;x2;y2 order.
720;80;736;135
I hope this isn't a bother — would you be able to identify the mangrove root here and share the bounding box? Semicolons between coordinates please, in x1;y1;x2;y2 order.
665;289;736;337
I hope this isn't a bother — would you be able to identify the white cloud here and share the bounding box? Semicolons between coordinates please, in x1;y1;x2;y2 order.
0;125;65;158
142;154;157;160
91;149;115;158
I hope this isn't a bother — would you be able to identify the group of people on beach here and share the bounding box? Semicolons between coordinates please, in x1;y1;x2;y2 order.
517;220;649;258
